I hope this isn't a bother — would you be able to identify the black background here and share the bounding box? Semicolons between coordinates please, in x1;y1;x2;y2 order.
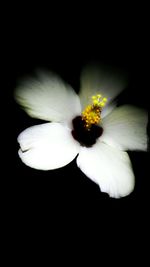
4;5;150;261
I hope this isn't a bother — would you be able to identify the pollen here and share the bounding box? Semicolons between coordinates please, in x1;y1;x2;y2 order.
82;94;107;129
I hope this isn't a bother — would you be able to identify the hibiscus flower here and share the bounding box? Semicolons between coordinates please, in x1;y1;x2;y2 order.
15;65;148;198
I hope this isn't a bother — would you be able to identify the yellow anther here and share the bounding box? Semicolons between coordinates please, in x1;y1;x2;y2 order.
93;100;98;105
100;102;105;107
97;94;101;98
81;93;107;129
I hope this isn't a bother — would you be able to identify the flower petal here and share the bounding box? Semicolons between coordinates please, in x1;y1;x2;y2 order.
18;123;80;170
77;142;135;198
101;105;148;151
79;64;127;118
15;72;81;123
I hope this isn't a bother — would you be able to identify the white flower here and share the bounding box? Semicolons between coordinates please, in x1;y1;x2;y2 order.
15;66;148;198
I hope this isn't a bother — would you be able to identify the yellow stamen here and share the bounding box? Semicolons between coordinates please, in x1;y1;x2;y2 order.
82;94;107;129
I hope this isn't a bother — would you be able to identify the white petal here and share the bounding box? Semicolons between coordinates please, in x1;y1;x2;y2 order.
77;142;135;198
15;72;81;123
79;64;128;118
101;102;116;119
18;123;80;170
101;105;148;151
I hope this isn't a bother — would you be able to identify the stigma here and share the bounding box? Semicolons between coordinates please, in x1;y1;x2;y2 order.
82;94;107;129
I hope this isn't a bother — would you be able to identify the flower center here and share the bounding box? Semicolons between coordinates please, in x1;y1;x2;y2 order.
72;94;107;147
81;94;107;130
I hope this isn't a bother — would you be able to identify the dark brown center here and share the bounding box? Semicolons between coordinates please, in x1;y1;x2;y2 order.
71;116;103;147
